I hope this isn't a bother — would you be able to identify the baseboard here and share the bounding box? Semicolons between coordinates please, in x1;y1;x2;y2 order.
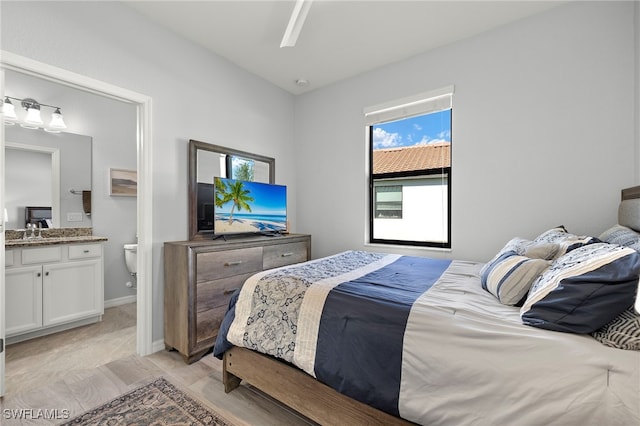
7;316;102;345
104;295;137;309
152;339;166;353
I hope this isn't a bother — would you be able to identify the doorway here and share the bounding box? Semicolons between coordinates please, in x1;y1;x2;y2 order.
0;51;153;396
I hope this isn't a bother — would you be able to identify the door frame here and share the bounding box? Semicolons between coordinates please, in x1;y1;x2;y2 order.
1;66;6;395
0;52;154;396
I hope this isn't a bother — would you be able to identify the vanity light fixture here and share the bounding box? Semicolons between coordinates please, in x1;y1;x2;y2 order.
2;96;67;133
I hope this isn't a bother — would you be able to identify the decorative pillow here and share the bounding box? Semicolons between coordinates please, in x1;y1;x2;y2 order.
533;226;598;257
521;243;640;333
481;250;551;305
502;237;560;260
591;306;640;351
599;225;640;253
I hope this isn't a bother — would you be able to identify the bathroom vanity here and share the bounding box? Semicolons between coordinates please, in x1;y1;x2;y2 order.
4;231;107;344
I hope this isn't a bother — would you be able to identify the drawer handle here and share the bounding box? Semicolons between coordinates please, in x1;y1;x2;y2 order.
225;261;243;266
224;288;240;295
83;250;90;253
281;252;294;257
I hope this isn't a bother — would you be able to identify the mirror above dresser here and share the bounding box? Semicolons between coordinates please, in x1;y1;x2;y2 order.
188;139;275;240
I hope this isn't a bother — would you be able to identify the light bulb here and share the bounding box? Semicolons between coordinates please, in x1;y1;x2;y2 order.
46;108;67;133
22;104;43;129
2;97;17;124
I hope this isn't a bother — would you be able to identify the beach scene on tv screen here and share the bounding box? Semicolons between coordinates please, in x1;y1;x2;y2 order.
214;177;287;234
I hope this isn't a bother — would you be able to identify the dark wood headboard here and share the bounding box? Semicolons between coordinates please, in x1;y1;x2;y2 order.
621;186;640;201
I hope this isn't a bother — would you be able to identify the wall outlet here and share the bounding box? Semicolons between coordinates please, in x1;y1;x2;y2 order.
67;212;83;222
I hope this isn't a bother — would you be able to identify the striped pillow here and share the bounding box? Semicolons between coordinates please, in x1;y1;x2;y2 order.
481;251;551;305
592;307;640;350
599;225;640;253
521;243;640;333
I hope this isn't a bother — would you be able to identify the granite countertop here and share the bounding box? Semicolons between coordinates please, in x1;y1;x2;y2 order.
5;235;108;248
4;227;107;248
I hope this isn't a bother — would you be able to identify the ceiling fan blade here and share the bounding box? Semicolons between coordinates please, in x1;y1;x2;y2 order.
280;0;313;48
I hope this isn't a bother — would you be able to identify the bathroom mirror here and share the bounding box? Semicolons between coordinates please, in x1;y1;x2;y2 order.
5;125;92;230
188;139;275;240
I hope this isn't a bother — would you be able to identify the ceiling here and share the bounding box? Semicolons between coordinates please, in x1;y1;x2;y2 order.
124;1;564;95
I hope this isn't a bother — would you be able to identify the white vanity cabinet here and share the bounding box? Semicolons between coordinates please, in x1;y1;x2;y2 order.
6;265;43;336
5;242;104;343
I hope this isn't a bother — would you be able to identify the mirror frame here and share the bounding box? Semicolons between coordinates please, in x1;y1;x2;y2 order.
188;139;275;240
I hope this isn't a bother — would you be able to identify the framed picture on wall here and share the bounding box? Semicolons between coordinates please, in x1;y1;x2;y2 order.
109;168;137;197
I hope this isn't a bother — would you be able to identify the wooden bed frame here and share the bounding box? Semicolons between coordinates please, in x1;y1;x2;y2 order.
222;186;640;425
223;346;412;425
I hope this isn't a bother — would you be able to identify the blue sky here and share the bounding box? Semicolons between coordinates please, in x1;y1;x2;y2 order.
218;179;286;216
372;109;451;150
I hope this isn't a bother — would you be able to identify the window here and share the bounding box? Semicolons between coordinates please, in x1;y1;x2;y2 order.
231;156;255;181
365;86;453;248
374;185;403;219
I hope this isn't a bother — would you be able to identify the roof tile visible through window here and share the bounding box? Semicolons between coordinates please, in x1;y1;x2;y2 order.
373;142;450;175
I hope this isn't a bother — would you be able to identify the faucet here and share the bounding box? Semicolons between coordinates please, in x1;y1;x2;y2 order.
22;224;31;240
22;223;36;240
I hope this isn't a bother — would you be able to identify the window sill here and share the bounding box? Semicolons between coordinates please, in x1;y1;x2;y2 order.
364;242;452;254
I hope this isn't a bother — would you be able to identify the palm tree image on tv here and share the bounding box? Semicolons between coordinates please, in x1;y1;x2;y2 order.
213;177;288;235
215;177;254;224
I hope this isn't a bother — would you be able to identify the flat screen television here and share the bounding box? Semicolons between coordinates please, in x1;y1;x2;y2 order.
213;177;287;237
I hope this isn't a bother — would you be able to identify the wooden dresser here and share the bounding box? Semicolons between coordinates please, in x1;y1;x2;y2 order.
163;233;311;363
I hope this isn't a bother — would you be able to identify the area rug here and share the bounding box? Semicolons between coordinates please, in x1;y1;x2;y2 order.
60;377;232;425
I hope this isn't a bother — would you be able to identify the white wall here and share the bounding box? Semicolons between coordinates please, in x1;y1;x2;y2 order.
294;1;639;261
1;1;297;341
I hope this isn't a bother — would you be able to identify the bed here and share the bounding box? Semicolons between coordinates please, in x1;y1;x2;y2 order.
213;187;640;425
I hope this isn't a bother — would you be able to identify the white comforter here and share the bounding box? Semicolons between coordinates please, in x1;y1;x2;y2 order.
400;260;640;425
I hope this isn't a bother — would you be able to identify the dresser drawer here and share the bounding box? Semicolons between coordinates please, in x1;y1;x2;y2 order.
195;273;255;346
196;247;262;282
263;241;309;269
22;246;62;265
5;250;15;267
68;243;102;260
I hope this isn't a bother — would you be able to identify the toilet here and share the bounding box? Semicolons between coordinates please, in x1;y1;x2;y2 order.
124;243;137;274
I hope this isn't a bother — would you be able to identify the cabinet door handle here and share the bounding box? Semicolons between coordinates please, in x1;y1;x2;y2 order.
224;288;240;295
37;272;41;277
281;252;293;257
225;261;243;266
45;272;49;276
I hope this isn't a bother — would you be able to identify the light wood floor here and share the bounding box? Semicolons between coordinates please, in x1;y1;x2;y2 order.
0;303;314;425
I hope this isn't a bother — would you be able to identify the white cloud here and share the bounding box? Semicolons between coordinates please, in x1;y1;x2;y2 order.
413;123;422;131
372;127;402;149
438;130;451;141
416;135;449;145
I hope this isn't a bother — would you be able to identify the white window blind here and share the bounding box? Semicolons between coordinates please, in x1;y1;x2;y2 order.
364;85;454;126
